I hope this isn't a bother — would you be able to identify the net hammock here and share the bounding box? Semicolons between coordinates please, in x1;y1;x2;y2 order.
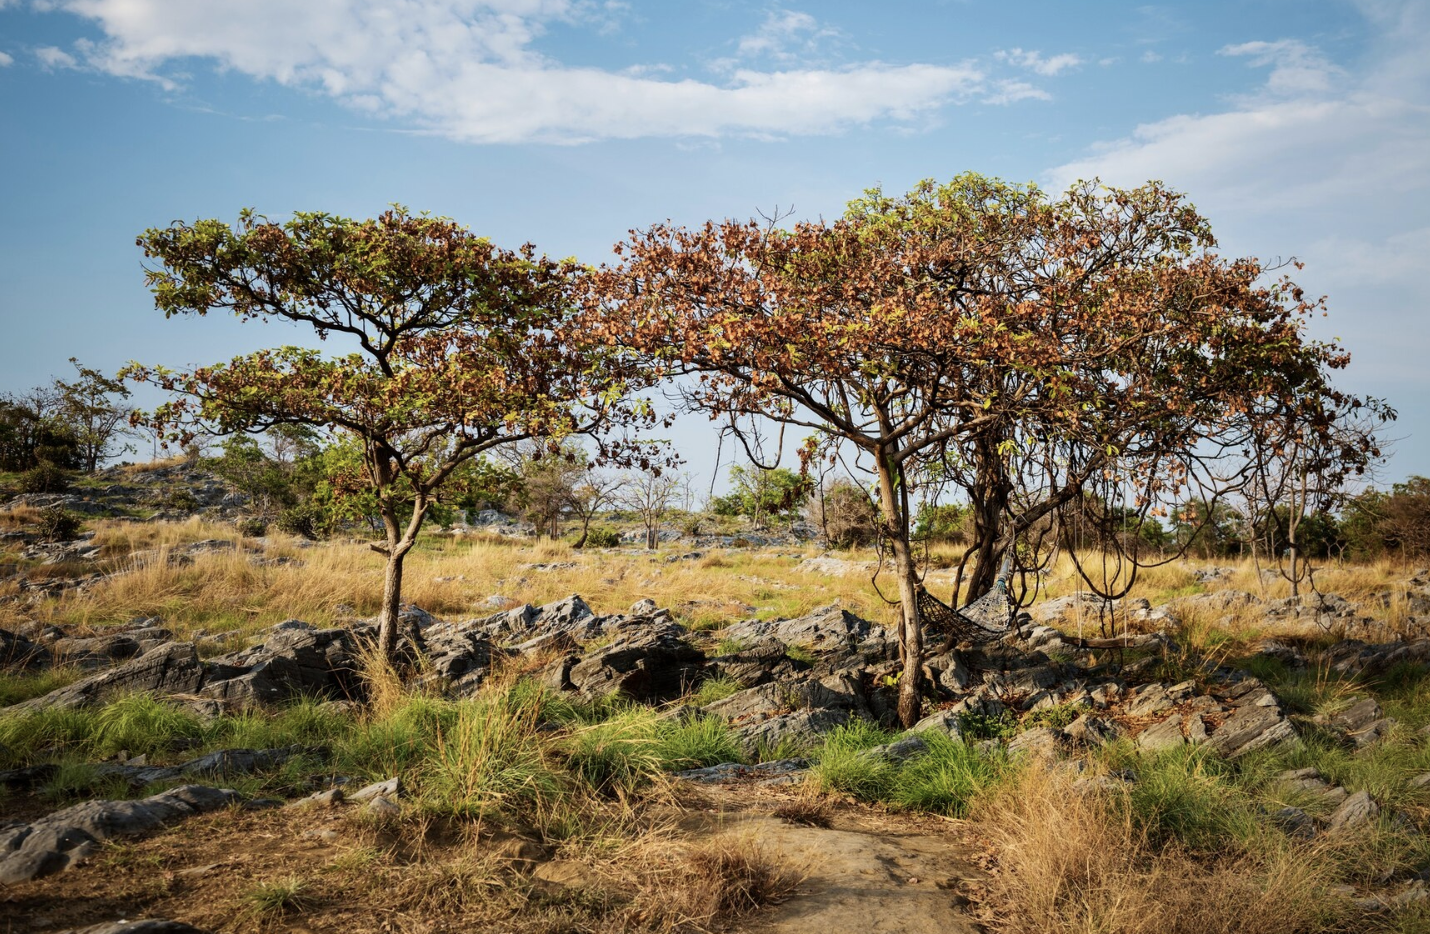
915;554;1019;645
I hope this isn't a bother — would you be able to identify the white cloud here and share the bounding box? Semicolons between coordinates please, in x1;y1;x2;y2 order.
33;0;995;142
1140;50;1162;63
994;47;1082;76
1045;0;1430;459
1219;39;1342;96
35;45;76;68
0;51;13;67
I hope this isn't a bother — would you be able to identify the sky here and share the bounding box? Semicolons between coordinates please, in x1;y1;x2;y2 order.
0;0;1426;493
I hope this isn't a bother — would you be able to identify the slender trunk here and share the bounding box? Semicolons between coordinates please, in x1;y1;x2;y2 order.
378;549;406;659
874;446;922;729
966;435;1013;600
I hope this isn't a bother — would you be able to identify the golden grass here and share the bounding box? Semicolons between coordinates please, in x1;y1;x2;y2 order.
12;517;1423;653
974;765;1344;934
118;456;189;474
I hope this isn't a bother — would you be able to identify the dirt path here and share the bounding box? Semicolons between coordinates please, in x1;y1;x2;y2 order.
687;785;987;934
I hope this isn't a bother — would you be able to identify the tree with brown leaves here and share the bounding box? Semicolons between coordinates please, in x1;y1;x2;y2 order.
584;173;1382;727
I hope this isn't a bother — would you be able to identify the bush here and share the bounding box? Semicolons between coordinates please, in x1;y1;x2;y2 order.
36;506;82;542
276;503;320;539
913;502;968;542
583;526;621;548
806;479;880;547
235;516;268;537
19;463;71;494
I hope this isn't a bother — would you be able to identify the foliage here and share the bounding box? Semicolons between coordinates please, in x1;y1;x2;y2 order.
19;462;72;494
913;502;968;543
53;358;135;473
0;389;80;472
125;207;657;659
582;525;621;548
35;506;82;542
585;172;1380;726
709;464;810;528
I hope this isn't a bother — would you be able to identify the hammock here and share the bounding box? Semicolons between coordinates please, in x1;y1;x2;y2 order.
915;554;1018;645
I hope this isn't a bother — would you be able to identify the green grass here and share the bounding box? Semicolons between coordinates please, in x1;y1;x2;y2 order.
691;675;742;706
0;667;83;707
244;877;314;916
812;721;1011;817
783;644;817;665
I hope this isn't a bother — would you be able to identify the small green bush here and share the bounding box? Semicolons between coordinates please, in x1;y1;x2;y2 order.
19;463;71;494
583;526;621;548
36;506;82;542
276;504;320;539
235;516;268;537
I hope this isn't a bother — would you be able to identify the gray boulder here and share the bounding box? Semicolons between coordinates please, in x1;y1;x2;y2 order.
200;627;358;708
15;642;206;711
567;623;703;701
1327;790;1379;833
732;708;851;755
0;785;238;884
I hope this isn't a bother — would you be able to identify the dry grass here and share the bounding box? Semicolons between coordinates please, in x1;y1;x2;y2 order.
0;504;43;530
118;455;189;474
973;765;1345;934
622;831;804;932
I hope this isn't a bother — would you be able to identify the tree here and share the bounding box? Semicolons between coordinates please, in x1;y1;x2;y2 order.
570;470;623;548
586;173;1380;727
710;464;811;528
0;386;79;472
125;207;654;663
54;358;135;473
617;468;684;549
511;443;588;538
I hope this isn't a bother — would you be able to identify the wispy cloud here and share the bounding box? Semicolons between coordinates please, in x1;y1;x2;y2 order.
25;0;1004;143
35;45;76;68
0;50;13;67
994;48;1082;76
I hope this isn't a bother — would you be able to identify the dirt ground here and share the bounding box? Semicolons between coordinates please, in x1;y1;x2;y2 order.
0;783;989;934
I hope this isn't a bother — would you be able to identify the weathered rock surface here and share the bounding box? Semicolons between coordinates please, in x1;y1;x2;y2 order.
720;604;895;662
68;921;210;934
15;642;207;711
0;785;238;884
199;626;359;708
566;622;703;701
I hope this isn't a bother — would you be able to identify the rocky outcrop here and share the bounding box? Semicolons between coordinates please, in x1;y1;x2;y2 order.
0;785;239;884
565;622;704;702
199;626;359;708
15;642;207;711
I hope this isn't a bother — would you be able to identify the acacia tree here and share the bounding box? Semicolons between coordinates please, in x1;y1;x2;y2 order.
125;208;655;662
586;174;1378;727
54;359;135;473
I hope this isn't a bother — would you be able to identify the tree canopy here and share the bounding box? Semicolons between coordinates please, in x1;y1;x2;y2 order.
125;207;657;659
582;172;1384;726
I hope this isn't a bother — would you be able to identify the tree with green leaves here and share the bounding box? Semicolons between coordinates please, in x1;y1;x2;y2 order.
54;358;135;473
125;207;656;663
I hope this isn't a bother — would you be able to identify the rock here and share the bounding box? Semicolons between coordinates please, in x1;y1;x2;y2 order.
70;921;210;934
567;623;703;702
1007;727;1064;760
795;556;874;576
1269;806;1316;838
1205;695;1297;759
0;628;51;670
1329;697;1396;747
1125;684;1174;717
1408;772;1430;789
1327;790;1379;833
349;777;401;802
707;638;804;688
200;627;358;708
16;642;207;711
1137;716;1186;752
1065;714;1122;747
1326;638;1430;677
861;735;929;763
365;796;401;817
731;708;850;755
703;674;869;722
629;598;658;615
675;758;811;784
910;709;964;739
291;788;344;807
720;604;894;662
84;746;306;790
0;785;238;884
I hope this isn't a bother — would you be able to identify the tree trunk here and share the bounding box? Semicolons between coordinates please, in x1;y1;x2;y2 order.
377;549;407;660
874;447;923;729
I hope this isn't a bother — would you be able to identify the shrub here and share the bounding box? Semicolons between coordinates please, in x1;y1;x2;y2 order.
806;479;879;547
235;516;268;537
583;526;621;548
36;506;82;542
19;463;71;494
276;503;320;539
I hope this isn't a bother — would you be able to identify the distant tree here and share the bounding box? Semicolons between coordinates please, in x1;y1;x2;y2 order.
513;444;588;538
1382;477;1430;558
808;479;880;547
710;464;810;528
618;469;684;549
570;471;623;548
53;358;135;473
0;387;80;472
125;207;655;663
587;173;1381;727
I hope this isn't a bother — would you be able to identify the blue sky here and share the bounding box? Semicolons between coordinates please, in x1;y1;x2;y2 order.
0;0;1426;491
